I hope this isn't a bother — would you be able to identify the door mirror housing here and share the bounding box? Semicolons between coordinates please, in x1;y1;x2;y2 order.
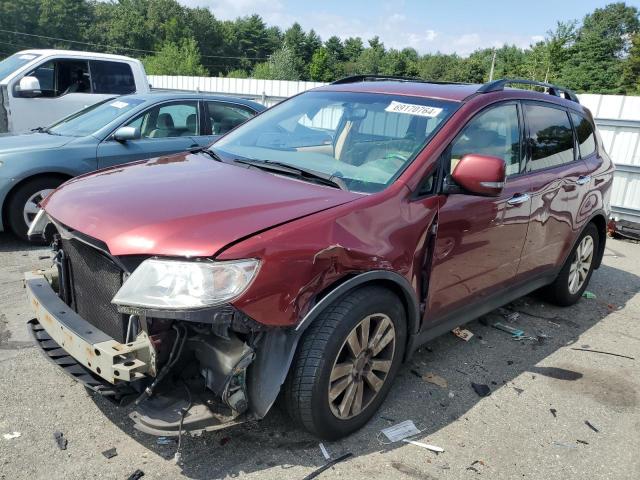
449;154;506;196
16;76;42;98
113;126;140;142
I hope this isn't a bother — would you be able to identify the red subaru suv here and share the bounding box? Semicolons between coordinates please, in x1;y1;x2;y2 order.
26;76;612;440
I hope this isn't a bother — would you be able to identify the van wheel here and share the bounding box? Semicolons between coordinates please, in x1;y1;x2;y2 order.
543;223;599;306
7;177;61;242
283;286;406;440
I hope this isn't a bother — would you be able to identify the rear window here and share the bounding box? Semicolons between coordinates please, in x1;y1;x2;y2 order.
90;61;135;94
571;112;597;158
525;104;575;171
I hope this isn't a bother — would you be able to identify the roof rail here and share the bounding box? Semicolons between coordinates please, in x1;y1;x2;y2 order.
478;78;580;104
331;75;427;84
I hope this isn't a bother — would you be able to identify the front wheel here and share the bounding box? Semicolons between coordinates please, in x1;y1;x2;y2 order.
543;223;599;306
283;286;406;440
7;177;62;241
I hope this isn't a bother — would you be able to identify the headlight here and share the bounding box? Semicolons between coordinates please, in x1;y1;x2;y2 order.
112;258;259;310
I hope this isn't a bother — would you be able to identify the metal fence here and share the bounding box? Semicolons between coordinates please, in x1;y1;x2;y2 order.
149;75;640;224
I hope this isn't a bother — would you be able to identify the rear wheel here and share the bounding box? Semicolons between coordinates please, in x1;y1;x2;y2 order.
283;286;406;440
7;177;62;241
543;223;599;306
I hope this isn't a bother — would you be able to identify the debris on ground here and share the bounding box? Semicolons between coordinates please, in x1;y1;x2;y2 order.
53;431;67;450
577;439;589;445
379;420;421;443
471;383;491;397
126;469;145;480
3;432;21;440
491;322;525;339
302;452;353;480
102;447;118;459
585;420;600;433
156;437;176;446
452;327;474;341
550;408;557;418
219;436;231;446
391;462;428;478
422;372;448;389
498;308;520;323
582;291;597;299
553;441;577;449
319;443;331;460
38;255;51;260
402;439;445;453
570;348;635;360
513;387;524;395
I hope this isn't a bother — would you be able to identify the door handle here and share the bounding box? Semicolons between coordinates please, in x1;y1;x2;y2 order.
507;193;530;205
576;175;591;185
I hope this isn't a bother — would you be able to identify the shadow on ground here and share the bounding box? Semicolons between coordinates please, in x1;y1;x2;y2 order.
88;250;639;478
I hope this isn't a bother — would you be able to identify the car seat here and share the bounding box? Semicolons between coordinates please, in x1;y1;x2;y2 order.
181;114;197;136
149;113;175;138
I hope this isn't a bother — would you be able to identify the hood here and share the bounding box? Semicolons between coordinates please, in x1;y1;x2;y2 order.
0;132;74;153
43;152;362;257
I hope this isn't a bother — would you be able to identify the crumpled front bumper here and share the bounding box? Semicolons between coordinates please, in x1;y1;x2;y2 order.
25;269;156;385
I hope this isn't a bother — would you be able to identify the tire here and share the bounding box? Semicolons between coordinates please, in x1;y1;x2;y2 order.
283;286;406;440
6;177;62;241
543;223;599;306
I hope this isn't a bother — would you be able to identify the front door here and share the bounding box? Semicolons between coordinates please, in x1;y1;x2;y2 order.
97;100;200;169
427;102;531;321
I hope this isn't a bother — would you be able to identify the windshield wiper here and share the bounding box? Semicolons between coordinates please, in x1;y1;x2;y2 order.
191;147;223;162
233;158;348;191
30;126;60;136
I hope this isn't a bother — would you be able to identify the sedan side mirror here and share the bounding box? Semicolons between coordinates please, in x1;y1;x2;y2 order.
113;126;140;142
449;154;506;196
16;76;42;98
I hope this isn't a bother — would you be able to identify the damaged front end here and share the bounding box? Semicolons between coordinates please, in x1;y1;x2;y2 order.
26;222;274;437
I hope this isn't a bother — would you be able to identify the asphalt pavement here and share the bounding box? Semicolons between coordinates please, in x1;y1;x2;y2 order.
1;232;639;480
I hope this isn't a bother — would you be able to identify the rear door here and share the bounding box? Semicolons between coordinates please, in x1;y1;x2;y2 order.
517;102;587;278
427;102;531;320
190;100;258;147
96;100;199;169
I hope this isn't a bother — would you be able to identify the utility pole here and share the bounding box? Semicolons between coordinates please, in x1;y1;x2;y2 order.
489;49;497;81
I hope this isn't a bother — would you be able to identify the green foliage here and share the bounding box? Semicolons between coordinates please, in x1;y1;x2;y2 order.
251;46;300;80
143;37;208;76
227;69;248;78
1;1;639;94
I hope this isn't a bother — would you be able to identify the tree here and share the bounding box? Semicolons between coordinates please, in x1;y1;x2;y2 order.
143;37;208;76
343;37;364;62
325;36;345;61
38;0;93;47
309;47;333;81
251;46;300;80
622;33;640;92
561;3;639;93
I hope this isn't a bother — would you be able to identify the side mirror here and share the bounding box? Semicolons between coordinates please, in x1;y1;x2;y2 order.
450;154;506;196
113;126;140;142
16;76;41;98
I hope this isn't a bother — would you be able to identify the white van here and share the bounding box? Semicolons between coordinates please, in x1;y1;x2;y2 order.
0;49;151;133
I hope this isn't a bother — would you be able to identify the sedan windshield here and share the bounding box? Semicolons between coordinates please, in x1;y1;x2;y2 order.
212;91;457;193
47;97;146;137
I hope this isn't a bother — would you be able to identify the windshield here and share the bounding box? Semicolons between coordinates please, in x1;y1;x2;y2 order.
48;97;146;137
0;53;41;81
212;91;457;193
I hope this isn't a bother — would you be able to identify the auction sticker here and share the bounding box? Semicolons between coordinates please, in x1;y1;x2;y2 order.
385;101;442;117
110;100;129;109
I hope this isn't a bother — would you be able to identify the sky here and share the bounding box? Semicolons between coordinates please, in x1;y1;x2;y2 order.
178;0;640;56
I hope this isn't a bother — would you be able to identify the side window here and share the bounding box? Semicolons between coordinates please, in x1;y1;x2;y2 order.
25;59;90;97
90;61;135;94
525;105;574;171
450;104;522;176
570;112;597;158
206;102;255;135
127;101;198;139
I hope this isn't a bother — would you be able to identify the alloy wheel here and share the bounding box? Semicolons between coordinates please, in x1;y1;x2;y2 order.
328;313;396;420
22;189;53;227
568;235;594;294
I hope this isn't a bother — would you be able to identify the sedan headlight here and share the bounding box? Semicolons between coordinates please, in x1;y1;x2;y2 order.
112;259;259;310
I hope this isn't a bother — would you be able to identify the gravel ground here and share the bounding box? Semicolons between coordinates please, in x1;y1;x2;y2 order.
1;232;639;480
